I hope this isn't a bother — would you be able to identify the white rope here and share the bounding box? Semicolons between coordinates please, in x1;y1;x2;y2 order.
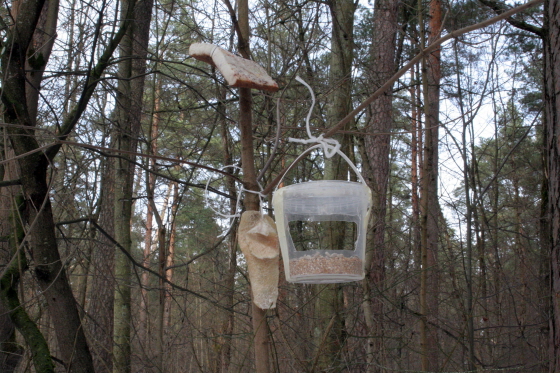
204;165;243;221
288;76;341;158
206;76;366;237
281;76;367;186
242;185;267;216
204;165;268;237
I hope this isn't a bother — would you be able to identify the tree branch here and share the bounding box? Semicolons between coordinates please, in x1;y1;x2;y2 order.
0;179;21;188
45;0;138;160
55;139;243;184
478;0;543;37
221;0;249;58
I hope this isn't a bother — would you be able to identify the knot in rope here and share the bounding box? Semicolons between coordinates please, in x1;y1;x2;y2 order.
288;134;341;158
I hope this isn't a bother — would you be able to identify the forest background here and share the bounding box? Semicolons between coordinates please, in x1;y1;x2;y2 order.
0;0;559;372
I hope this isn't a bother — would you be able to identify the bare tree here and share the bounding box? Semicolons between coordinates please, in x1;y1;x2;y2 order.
0;0;134;369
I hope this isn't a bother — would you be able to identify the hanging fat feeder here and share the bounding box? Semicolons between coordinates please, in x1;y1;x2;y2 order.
272;151;372;284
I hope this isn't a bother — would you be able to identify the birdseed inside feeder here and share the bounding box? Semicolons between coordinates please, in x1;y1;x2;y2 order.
272;179;372;284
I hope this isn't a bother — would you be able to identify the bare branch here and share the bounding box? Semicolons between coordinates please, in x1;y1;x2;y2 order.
45;0;138;160
478;0;544;37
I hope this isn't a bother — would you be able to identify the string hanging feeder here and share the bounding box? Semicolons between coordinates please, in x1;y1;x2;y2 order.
272;77;372;284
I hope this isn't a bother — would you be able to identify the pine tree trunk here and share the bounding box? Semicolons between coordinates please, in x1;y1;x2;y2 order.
218;90;238;373
545;0;560;370
419;0;442;369
163;181;179;332
139;80;161;351
362;0;399;369
89;142;116;373
410;63;422;258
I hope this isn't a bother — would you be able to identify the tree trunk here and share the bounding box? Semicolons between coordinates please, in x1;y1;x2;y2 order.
111;15;135;370
410;63;422;260
545;0;560;370
163;181;179;333
218;88;238;373
419;0;442;369
88;139;117;373
112;0;153;372
311;1;355;370
8;138;95;373
25;0;58;126
1;0;96;371
362;0;399;370
0;195;55;373
235;1;270;372
0;149;25;373
139;80;161;350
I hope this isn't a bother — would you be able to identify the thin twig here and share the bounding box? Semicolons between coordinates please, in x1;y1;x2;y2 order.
56;218;246;315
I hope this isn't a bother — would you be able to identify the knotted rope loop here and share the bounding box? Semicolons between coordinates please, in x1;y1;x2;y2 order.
288;76;341;159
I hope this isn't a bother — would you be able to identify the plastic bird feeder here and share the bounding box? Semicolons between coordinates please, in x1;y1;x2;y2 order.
273;178;372;284
271;76;372;284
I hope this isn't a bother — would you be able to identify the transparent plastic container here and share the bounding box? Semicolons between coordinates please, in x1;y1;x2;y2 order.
272;180;372;283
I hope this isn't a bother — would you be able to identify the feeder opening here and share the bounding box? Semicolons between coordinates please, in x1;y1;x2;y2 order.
289;252;363;279
286;220;362;281
288;220;357;252
272;180;371;283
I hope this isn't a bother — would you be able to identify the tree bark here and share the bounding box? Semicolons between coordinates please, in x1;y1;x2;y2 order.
313;1;355;370
362;0;399;370
88;139;116;373
410;63;422;259
25;0;58;126
0;196;55;373
234;1;271;372
545;0;560;370
419;0;442;369
0;150;25;372
1;0;96;371
111;0;153;372
163;181;179;332
218;88;238;373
